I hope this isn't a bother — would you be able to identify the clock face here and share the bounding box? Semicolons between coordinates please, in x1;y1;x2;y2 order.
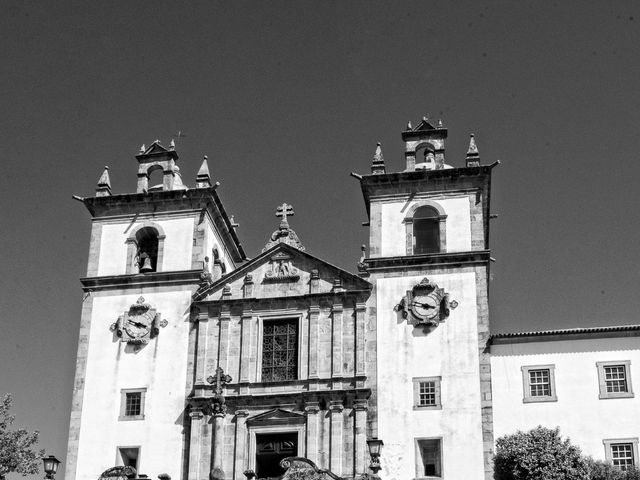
410;293;440;320
124;310;154;339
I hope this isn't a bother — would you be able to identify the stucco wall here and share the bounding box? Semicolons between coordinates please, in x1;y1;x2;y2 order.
376;272;485;480
491;336;640;460
73;289;192;480
379;196;471;257
96;217;195;276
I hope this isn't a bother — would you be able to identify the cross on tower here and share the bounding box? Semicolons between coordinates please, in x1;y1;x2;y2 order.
207;366;232;396
275;203;294;221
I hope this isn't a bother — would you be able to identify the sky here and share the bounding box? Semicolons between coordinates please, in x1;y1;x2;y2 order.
1;1;640;478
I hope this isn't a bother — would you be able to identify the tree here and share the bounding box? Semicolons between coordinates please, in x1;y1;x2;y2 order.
494;426;588;480
0;394;44;479
584;457;640;480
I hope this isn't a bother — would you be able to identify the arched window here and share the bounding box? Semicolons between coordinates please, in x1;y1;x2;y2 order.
413;206;440;254
125;222;166;274
135;227;159;272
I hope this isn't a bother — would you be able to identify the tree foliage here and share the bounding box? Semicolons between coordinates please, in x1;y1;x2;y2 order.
494;426;588;480
0;394;43;480
584;457;640;480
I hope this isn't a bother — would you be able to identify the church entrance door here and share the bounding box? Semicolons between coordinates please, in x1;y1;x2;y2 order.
255;432;297;479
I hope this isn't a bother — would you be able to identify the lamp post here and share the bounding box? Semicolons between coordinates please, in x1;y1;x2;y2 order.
42;455;61;480
366;438;384;476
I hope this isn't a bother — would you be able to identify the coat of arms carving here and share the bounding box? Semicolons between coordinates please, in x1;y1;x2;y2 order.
264;252;300;282
395;278;458;329
110;296;168;344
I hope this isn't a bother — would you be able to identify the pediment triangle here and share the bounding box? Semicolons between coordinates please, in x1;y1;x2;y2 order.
414;118;436;131
246;408;305;425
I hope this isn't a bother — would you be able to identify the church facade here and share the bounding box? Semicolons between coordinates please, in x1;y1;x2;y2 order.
65;120;640;480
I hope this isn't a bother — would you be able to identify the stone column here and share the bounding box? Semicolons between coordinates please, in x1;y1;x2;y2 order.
239;314;253;383
212;407;226;471
308;305;320;379
353;399;368;475
188;407;205;480
304;402;320;464
234;410;250;480
329;401;344;475
355;303;366;378
331;304;343;378
196;313;209;385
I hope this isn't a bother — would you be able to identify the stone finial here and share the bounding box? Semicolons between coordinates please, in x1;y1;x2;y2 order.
422;115;429;122
407;120;412;130
96;166;112;197
263;203;305;251
371;142;386;175
437;119;443;128
140;144;146;154
196;155;212;188
230;215;239;229
466;133;480;167
169;139;175;150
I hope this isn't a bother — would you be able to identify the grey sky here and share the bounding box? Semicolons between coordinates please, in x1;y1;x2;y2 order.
1;1;640;478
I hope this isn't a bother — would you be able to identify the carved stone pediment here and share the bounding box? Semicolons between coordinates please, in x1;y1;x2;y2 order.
263;252;300;283
98;466;137;480
246;408;305;426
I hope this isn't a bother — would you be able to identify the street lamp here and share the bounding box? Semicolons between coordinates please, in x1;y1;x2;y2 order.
42;455;61;480
366;438;384;474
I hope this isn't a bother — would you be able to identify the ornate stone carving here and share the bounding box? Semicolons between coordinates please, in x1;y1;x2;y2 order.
395;278;458;329
98;466;137;480
110;297;167;344
263;203;305;252
207;366;232;416
264;252;300;282
279;457;342;480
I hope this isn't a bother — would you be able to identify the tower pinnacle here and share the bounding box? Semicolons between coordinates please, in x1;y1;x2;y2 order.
371;142;386;175
96;166;112;197
196;155;212;188
466;134;480;167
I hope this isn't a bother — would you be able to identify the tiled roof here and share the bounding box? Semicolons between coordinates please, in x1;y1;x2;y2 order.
490;324;640;343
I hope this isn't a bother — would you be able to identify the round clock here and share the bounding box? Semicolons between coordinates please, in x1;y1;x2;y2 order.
124;310;154;340
410;293;440;321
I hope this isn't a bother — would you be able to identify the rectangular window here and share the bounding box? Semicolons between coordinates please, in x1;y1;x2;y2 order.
261;318;298;382
119;388;146;421
117;446;140;470
413;377;442;409
597;361;634;399
604;438;639;471
521;365;557;403
415;438;442;478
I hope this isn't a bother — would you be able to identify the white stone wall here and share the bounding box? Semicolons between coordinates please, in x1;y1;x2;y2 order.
491;336;640;460
376;272;486;480
379;196;471;257
96;216;195;276
73;290;192;480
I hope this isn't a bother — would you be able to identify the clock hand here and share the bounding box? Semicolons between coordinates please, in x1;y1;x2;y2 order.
128;320;147;328
412;301;436;309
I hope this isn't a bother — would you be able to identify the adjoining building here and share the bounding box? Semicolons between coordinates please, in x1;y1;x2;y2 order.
65;121;639;480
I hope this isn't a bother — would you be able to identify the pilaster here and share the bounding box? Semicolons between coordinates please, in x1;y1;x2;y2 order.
239;313;253;383
304;402;321;464
188;408;205;480
353;399;368;475
329;401;344;474
233;410;250;480
331;304;343;378
355;303;366;376
308;305;320;379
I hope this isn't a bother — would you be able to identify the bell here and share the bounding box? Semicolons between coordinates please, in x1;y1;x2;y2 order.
139;255;153;273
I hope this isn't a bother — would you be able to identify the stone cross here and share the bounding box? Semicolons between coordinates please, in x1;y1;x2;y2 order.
207;366;232;396
275;203;294;221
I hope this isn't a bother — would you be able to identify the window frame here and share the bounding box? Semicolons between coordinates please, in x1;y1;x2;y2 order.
246;425;304;474
119;388;147;421
257;314;302;383
404;201;447;256
414;437;443;479
521;365;557;403
604;438;639;470
412;376;442;410
115;445;141;471
596;361;634;399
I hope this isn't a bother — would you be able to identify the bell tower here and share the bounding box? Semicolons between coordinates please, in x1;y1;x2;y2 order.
354;117;499;480
65;141;246;480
